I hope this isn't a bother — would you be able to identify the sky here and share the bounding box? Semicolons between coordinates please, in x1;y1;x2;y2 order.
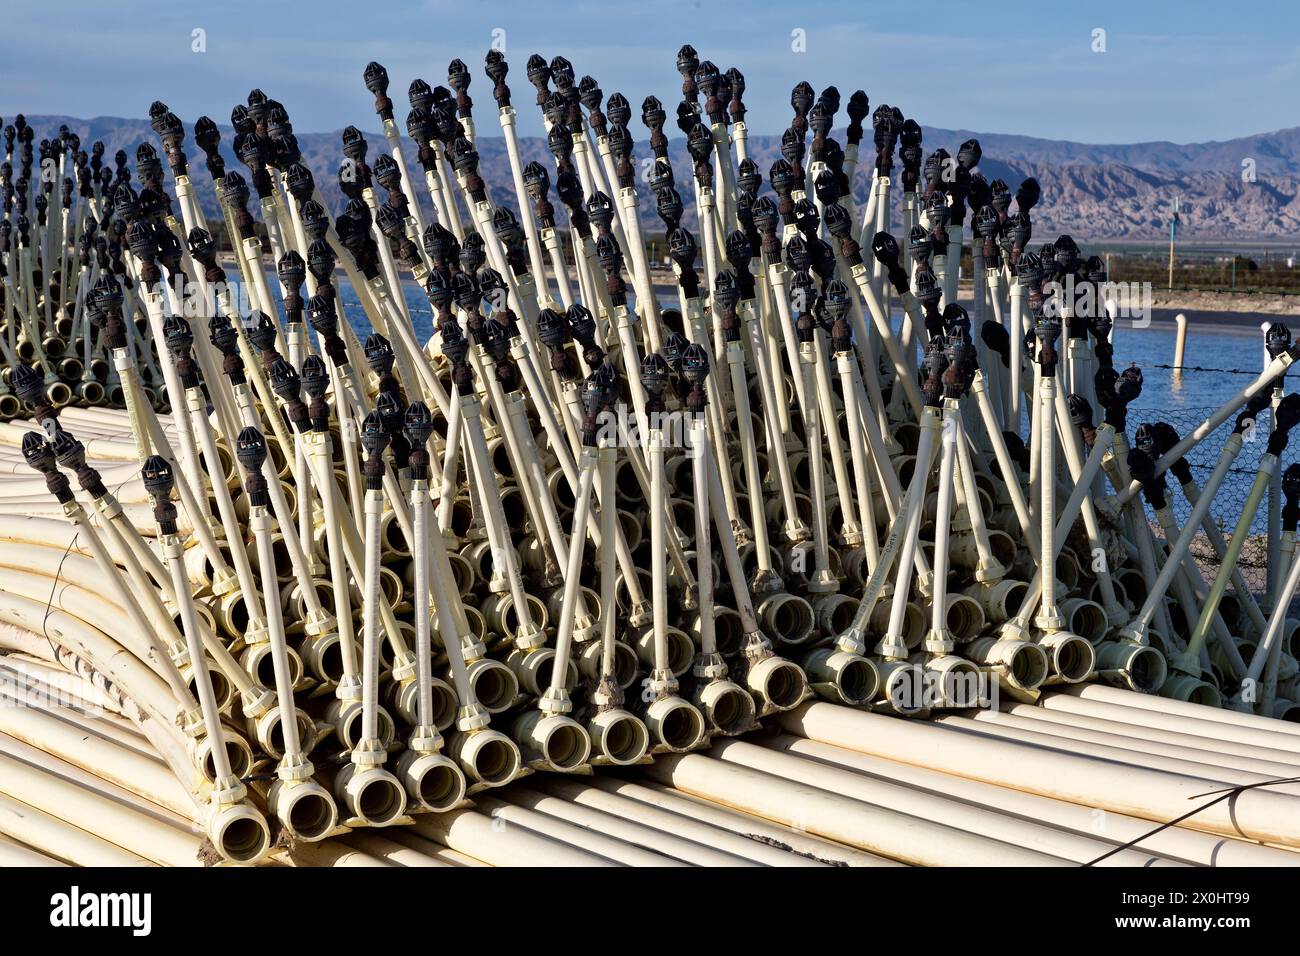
0;0;1296;145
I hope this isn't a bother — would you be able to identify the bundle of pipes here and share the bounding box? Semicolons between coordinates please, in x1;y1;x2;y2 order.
4;644;1300;866
1;43;1299;866
0;115;143;417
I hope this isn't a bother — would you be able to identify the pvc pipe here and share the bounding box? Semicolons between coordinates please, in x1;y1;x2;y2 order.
706;738;1181;866
932;712;1300;795
971;706;1300;779
765;734;1298;867
0;831;69;866
0;751;204;865
782;702;1300;846
576;776;900;866
472;793;697;866
999;699;1300;767
1049;685;1300;746
411;808;620;867
0;700;196;817
524;778;813;867
336;831;453;867
644;752;1072;865
0;791;154;866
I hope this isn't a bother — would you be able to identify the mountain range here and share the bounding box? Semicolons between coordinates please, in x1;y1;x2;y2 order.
12;113;1300;243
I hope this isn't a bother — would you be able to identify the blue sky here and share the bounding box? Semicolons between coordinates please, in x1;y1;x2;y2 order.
0;0;1295;144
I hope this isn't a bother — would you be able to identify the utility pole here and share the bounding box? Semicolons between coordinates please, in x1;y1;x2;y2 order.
1167;196;1180;291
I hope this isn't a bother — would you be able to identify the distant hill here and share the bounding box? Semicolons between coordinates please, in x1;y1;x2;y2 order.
14;114;1300;242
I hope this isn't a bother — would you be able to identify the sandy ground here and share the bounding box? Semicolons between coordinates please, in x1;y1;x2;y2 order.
1151;291;1300;316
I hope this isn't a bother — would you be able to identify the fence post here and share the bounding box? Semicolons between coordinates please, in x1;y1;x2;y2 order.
1172;313;1188;372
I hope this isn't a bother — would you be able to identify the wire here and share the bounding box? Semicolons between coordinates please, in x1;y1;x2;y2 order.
1144;363;1267;377
1083;775;1300;865
41;532;80;660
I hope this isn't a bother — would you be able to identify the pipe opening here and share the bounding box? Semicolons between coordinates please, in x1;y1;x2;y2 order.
667;628;695;675
902;603;927;650
429;681;459;729
447;553;475;595
885;665;924;714
1053;636;1096;682
542;722;588;770
253;652;278;691
471;661;517;712
204;737;253;782
707;685;754;735
287;790;336;840
1057;550;1081;591
1273;701;1300;723
837;657;878;705
767;596;815;645
940;661;983;707
339;707;395;751
473;737;520;784
500;488;527;527
601;713;648;762
78;382;105;405
226;595;250;635
1008;643;1049;689
945;597;984;643
612;642;640;688
616;509;643;552
615;459;644;503
491;440;514;478
534;656;557;690
379;520;405;556
217;815;269;864
1127;645;1167;693
762;661;807;708
195;669;234;713
357;776;405;825
265;713;286;757
378;567;403;608
317;638;345;684
1067;602;1108;643
417;763;464;810
659;704;704;750
448;499;475;540
712;609;744;658
48;382;72;408
789;452;812;495
823;600;856;635
988;531;1016;571
1117;569;1148;605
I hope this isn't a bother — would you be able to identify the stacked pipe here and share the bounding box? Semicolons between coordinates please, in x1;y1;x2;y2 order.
0;43;1298;866
0;115;151;417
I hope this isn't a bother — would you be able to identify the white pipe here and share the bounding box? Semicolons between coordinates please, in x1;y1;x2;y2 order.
766;733;1297;867
709;738;1182;866
411;808;620;867
782;702;1300;846
576;776;899;866
643;753;1072;866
